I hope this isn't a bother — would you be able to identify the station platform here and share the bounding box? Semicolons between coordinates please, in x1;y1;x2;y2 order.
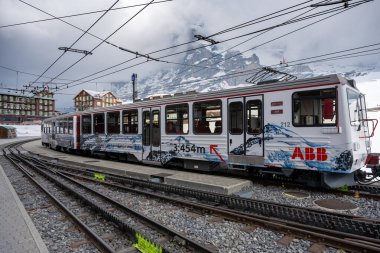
22;140;252;195
0;139;48;253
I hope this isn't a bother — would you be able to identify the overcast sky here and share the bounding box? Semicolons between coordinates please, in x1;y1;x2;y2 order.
0;0;379;110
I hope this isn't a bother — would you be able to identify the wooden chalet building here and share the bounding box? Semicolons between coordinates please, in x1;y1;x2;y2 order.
74;90;122;111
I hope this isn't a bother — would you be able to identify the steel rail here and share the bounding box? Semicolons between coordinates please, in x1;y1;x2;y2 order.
24;152;380;240
60;171;380;253
3;148;116;253
16;149;380;252
13;151;216;253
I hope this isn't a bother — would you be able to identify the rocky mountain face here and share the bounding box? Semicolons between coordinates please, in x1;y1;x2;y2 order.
116;45;263;101
114;44;378;102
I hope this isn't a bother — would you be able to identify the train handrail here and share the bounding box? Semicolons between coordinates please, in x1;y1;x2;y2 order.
360;118;378;138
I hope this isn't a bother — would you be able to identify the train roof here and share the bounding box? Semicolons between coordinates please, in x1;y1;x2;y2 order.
44;74;353;121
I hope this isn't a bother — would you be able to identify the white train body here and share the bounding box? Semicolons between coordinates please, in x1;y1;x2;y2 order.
42;75;377;188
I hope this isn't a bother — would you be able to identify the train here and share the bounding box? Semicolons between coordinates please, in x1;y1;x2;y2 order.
41;74;379;188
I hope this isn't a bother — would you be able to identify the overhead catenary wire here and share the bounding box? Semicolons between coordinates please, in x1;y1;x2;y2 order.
52;0;354;92
172;0;332;83
29;0;316;92
15;0;372;95
0;65;116;85
150;45;380;90
214;1;372;44
0;0;172;29
171;0;370;83
126;41;380;93
56;42;380;94
23;0;120;90
139;0;317;57
54;0;370;93
44;0;156;87
17;0;162;94
18;0;166;63
206;0;314;38
28;0;350;92
173;0;371;81
20;0;156;94
182;45;380;87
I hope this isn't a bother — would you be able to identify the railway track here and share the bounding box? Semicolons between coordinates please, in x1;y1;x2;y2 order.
3;142;215;253
12;142;380;252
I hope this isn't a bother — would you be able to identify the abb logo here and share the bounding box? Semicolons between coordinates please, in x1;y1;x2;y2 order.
291;147;328;161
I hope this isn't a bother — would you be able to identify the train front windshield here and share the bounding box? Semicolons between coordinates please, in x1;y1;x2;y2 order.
347;89;367;125
347;88;371;152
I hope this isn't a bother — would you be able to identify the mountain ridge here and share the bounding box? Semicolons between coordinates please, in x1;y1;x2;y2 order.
114;45;378;102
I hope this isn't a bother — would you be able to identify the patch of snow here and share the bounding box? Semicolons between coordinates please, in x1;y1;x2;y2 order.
213;70;226;77
186;54;193;60
180;76;201;83
367;111;380;154
356;72;380;108
242;51;253;58
6;125;41;137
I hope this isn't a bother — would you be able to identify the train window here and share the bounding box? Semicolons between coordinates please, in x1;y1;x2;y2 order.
82;115;92;134
229;102;243;134
58;120;64;134
142;111;150;145
165;104;189;134
193;100;222;134
152;110;160;147
68;117;73;134
107;111;120;134
347;89;364;125
94;113;105;134
293;89;336;127
64;118;69;134
122;110;138;134
247;100;262;135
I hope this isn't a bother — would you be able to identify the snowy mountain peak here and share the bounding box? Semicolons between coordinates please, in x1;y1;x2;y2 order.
115;43;379;102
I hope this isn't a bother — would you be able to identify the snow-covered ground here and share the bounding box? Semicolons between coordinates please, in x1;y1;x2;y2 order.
8;125;41;137
356;72;380;153
356;72;380;108
367;112;380;153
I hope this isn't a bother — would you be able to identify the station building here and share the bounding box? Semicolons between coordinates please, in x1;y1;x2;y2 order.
73;90;122;111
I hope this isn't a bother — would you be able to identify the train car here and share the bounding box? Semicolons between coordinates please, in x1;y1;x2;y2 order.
41;74;379;188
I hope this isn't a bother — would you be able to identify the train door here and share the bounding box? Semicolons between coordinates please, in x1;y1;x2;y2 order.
73;115;80;150
228;95;264;163
52;121;56;140
142;107;161;164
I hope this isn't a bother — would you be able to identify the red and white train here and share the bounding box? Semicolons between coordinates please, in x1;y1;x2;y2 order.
41;74;379;188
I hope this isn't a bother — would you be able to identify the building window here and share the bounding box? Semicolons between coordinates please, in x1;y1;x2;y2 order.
94;113;105;134
107;111;120;134
122;110;138;134
82;115;92;134
165;104;188;134
293;88;336;126
193;100;222;134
